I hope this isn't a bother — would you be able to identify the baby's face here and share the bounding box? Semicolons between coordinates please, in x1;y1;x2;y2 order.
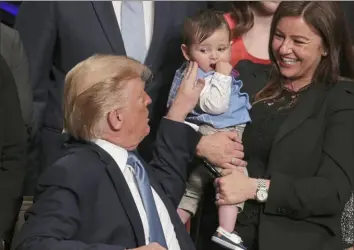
183;27;232;72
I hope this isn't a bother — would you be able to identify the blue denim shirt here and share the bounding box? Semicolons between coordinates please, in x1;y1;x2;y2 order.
167;63;251;129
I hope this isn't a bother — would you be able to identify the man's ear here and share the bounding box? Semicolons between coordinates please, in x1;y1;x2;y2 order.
181;44;191;61
107;109;123;131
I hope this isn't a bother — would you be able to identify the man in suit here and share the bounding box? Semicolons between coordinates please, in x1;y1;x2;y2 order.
0;54;26;250
12;55;246;250
0;22;34;196
0;23;32;134
15;1;206;194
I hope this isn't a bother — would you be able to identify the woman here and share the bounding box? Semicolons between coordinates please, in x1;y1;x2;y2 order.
225;1;280;67
0;54;26;249
210;2;354;250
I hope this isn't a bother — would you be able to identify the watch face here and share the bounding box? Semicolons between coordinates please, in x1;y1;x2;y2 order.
256;190;268;202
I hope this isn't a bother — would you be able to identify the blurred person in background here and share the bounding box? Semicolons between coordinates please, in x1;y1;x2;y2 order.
0;22;32;137
0;22;33;199
0;53;26;250
225;1;280;67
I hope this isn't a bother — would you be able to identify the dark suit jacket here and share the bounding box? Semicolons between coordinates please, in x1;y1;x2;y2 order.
0;23;34;199
339;1;354;42
13;119;201;250
15;1;206;194
0;55;26;244
0;23;32;131
195;61;354;250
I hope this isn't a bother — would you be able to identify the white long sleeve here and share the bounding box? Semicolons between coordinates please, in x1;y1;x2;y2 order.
199;72;232;115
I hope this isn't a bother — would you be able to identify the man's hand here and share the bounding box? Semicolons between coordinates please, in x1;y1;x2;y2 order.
196;131;247;169
129;243;167;250
166;61;205;122
215;61;233;76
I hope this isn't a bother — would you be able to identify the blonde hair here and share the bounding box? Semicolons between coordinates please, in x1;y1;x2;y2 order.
63;54;152;140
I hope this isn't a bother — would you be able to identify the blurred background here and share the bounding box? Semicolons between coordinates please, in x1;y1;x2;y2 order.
0;1;20;26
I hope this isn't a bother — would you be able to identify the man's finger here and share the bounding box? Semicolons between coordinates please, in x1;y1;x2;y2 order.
189;60;199;80
195;78;205;89
235;166;246;173
230;149;244;160
230;156;246;166
225;131;241;143
185;61;193;78
220;163;237;169
238;160;247;167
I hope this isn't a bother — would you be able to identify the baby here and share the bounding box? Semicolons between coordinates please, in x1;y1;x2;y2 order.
166;10;251;250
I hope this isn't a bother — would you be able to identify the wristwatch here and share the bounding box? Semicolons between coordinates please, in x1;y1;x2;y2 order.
255;179;268;203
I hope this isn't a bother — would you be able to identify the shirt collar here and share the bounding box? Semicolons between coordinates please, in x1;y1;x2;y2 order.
197;67;214;79
177;62;215;79
179;61;240;79
93;139;128;173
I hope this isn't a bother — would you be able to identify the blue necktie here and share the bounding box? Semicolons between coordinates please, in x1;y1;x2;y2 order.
127;152;168;248
121;1;147;63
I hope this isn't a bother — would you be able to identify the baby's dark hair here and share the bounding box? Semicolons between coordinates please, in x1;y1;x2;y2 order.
183;10;231;46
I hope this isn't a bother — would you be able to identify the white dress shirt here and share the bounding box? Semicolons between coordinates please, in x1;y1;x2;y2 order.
112;1;154;50
94;139;181;250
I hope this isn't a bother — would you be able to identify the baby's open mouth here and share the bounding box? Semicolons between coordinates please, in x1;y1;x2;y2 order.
210;63;216;69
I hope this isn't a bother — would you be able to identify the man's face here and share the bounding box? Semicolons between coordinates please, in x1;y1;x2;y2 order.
118;77;152;150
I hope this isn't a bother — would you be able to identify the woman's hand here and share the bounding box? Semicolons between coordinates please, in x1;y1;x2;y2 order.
215;169;258;206
166;61;205;122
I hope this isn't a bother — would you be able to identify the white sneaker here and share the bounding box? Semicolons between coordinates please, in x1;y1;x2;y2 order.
211;227;247;250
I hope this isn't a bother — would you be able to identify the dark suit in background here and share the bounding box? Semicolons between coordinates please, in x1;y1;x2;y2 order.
15;1;206;194
0;23;32;131
13;119;200;250
0;23;34;199
339;1;354;42
0;55;26;249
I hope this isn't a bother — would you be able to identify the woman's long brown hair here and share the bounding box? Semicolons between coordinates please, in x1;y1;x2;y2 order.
229;2;254;38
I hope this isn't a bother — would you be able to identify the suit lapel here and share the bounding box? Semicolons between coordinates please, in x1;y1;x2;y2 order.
144;1;171;71
272;83;327;147
147;174;193;250
105;163;145;246
65;140;146;246
92;147;144;247
91;1;126;55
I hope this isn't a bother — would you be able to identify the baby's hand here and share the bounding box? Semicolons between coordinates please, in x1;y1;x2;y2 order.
215;61;233;76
